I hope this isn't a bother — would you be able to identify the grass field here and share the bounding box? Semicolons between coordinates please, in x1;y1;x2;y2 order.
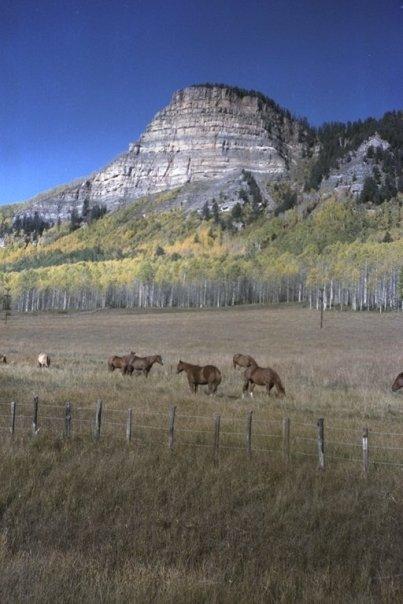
0;306;402;601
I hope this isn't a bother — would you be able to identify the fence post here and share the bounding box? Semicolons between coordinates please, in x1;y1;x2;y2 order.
65;402;72;438
213;414;221;465
362;427;369;476
93;399;102;440
246;411;253;457
32;395;39;436
10;402;16;438
168;405;176;449
283;417;290;463
317;418;325;470
126;408;132;443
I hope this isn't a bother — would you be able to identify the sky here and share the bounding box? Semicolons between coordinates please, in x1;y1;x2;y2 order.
1;0;402;205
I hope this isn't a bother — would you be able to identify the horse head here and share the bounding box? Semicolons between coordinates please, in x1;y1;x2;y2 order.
391;372;403;392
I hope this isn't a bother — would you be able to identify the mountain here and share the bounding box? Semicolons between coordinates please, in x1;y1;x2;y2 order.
9;84;315;222
6;85;402;226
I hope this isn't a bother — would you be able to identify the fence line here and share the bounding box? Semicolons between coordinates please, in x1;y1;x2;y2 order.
1;397;402;472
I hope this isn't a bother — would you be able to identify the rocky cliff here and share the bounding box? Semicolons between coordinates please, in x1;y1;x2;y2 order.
14;85;311;221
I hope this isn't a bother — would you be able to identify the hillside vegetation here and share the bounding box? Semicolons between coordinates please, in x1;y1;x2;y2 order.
0;193;402;311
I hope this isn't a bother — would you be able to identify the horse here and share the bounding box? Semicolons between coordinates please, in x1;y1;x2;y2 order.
233;353;257;370
37;353;50;368
123;354;163;377
391;372;403;392
242;364;285;398
108;351;136;372
0;355;6;364
177;360;222;394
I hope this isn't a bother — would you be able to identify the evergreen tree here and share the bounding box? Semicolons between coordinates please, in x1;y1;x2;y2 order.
82;197;90;222
231;203;243;222
211;199;220;224
69;208;81;232
155;245;165;257
360;177;380;204
201;201;211;220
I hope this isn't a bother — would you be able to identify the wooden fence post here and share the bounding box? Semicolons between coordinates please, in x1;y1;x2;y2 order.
283;417;290;463
213;414;221;465
168;405;176;449
93;399;102;440
126;409;132;443
10;402;16;438
65;402;72;438
317;418;325;470
32;395;39;436
362;427;369;476
246;411;253;457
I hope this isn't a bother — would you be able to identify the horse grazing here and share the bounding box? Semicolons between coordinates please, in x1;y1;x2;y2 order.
0;355;6;364
123;354;163;377
38;353;50;368
243;364;285;398
233;353;257;370
177;360;222;394
391;372;403;392
108;351;136;372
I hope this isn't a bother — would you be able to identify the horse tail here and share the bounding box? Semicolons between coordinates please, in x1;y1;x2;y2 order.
276;375;285;396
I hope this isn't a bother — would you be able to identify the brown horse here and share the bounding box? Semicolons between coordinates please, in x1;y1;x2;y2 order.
243;364;285;398
391;372;403;392
108;351;136;372
177;360;222;394
123;354;163;377
37;353;50;368
233;353;257;370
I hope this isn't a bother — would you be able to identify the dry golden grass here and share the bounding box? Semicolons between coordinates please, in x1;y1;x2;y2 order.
0;306;402;601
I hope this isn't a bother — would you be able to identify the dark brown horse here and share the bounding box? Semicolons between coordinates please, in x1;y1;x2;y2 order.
233;353;257;370
243;364;285;398
108;351;136;372
177;360;222;394
391;372;403;392
123;354;163;377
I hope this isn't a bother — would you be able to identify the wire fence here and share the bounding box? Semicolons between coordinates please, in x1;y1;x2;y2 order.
0;397;403;472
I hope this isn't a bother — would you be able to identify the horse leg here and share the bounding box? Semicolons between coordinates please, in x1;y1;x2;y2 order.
249;383;255;398
208;382;217;395
242;380;250;399
266;382;274;396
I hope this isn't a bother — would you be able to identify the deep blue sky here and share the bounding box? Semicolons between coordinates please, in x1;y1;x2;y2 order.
1;0;402;205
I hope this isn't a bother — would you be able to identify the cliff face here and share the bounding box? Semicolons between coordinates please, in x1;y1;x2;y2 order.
16;85;309;221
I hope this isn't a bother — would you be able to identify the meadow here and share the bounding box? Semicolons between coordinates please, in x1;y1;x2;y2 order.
0;305;402;601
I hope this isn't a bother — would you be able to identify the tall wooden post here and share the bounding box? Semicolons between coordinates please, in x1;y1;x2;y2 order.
213;414;221;465
10;402;16;437
32;395;39;436
65;402;72;438
93;399;102;440
362;427;369;476
126;409;133;443
168;405;176;449
246;411;253;457
317;418;325;470
283;417;290;463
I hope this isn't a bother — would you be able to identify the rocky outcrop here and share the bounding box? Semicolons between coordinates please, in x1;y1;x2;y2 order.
320;133;390;196
14;85;311;221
